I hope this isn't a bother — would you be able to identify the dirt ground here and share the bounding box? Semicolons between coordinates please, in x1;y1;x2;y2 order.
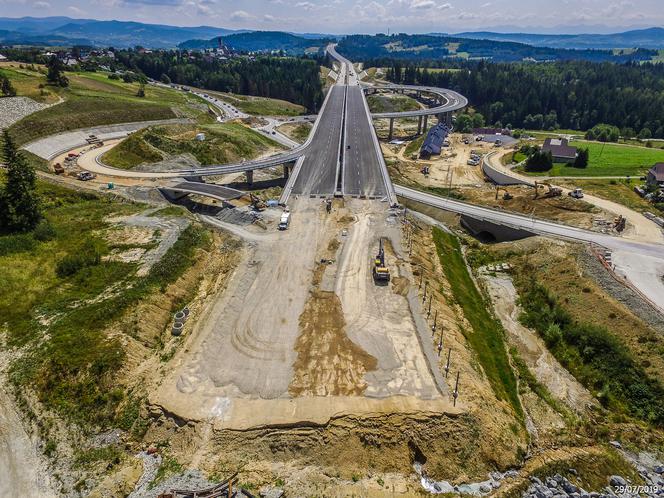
153;198;452;429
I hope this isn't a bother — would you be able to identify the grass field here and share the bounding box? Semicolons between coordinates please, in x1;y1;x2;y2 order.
519;140;664;177
0;181;209;430
432;228;523;418
3;66;209;145
0;62;60;103
206;90;305;116
276;122;312;143
103;122;283;169
367;94;421;114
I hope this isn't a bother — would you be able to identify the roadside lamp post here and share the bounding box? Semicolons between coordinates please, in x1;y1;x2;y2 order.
453;372;460;406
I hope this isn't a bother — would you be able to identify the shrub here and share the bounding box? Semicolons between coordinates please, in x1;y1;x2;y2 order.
56;239;103;278
32;220;56;241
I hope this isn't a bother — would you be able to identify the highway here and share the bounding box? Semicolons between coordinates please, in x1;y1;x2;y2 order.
343;85;387;197
291;84;345;195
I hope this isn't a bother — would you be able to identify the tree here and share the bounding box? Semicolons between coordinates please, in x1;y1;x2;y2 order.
46;56;69;87
525;150;553;172
586;123;619;142
1;76;16;96
454;113;473;133
160;73;171;84
574;148;589;168
0;130;41;233
638;128;652;140
136;83;146;98
471;112;485;129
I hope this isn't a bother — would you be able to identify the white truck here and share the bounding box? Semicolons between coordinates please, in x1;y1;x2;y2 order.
568;188;584;199
278;211;291;230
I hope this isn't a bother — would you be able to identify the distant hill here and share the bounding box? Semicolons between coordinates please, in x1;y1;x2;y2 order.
49;20;246;48
336;33;657;63
179;31;331;54
452;27;664;50
0;16;247;48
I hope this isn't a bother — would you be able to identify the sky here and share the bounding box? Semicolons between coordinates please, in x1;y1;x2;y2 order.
1;0;663;34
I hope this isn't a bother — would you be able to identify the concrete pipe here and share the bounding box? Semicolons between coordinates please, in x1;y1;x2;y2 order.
175;311;187;323
172;321;184;336
182;307;190;318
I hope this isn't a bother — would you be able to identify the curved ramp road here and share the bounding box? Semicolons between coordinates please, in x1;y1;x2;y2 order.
367;85;469;119
395;184;664;312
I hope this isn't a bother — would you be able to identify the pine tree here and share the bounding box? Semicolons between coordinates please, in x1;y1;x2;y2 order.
1;76;16;97
0;130;41;233
46;56;69;87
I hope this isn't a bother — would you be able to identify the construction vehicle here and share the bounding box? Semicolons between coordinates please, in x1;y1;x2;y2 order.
372;238;391;283
495;186;513;201
614;215;626;232
568;188;584;199
53;162;64;175
249;193;266;211
278;210;290;230
421;166;430;176
534;181;562;199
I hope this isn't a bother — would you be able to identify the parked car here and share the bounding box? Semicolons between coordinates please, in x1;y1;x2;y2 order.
77;171;96;181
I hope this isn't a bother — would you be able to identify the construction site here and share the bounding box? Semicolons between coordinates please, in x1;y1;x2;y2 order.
2;46;664;498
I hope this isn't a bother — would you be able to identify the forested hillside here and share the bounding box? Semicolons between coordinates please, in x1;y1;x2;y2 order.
383;60;664;137
113;50;324;112
336;33;657;63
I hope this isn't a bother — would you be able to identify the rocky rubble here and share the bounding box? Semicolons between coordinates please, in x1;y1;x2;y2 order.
523;465;664;498
0;97;48;130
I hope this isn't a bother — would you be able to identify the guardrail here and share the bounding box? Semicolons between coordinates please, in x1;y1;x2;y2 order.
359;85;398;206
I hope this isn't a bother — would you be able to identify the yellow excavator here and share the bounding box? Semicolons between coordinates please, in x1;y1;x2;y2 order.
373;238;391;283
533;181;562;199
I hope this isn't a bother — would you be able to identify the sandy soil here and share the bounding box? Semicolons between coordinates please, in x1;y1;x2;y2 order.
0;382;56;498
383;133;492;188
153;198;454;429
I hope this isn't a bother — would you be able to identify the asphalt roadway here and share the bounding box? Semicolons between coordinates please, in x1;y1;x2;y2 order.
291;84;345;196
343;85;387;197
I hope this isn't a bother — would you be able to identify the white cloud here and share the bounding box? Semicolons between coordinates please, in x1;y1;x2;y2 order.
229;9;252;21
263;14;275;21
295;1;315;10
34;0;51;7
67;5;85;14
410;0;435;9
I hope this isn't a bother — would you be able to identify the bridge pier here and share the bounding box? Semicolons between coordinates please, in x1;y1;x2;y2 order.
423;115;429;133
417;115;423;135
445;112;452;127
245;169;254;185
388;118;394;141
283;164;290;179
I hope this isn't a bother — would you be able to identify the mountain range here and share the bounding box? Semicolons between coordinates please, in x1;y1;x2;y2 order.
449;27;664;50
1;17;664;52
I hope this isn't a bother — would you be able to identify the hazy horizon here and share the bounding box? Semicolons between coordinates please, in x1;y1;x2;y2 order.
1;0;663;36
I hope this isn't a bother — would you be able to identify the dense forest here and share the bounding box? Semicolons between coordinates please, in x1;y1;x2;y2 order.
337;34;657;63
114;50;324;112
382;60;664;137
